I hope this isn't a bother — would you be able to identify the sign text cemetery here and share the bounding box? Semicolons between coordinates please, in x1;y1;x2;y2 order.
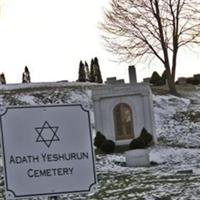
0;104;96;199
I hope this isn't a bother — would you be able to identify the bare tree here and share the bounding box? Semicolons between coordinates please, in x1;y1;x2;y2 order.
101;0;200;94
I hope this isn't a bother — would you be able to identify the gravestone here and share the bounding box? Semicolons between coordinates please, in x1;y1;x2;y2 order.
129;65;137;83
105;77;117;84
125;149;150;167
177;77;187;85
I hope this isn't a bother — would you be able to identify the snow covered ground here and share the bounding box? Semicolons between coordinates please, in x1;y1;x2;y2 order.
0;83;200;199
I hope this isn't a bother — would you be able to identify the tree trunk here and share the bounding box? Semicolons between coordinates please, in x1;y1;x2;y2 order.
166;71;177;95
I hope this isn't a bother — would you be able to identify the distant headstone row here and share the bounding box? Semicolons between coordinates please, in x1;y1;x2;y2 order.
176;74;200;85
144;70;200;86
105;65;137;85
105;77;125;85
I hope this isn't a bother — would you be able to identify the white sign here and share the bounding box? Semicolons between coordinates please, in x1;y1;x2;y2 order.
0;104;97;199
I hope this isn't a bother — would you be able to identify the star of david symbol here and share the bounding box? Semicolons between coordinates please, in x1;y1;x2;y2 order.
35;121;60;148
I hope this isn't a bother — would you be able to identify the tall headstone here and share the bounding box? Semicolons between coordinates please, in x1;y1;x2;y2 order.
129;65;137;83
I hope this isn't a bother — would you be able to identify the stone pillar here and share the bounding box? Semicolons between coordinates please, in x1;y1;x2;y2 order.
129;65;137;83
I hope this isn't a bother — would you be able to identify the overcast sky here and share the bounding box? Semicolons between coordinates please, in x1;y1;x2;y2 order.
0;0;200;84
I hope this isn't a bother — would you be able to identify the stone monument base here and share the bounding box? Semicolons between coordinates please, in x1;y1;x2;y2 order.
125;149;150;167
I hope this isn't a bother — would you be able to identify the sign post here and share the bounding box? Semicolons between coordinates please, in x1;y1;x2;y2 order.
0;104;97;199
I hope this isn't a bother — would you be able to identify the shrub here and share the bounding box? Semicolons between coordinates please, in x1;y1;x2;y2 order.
139;128;153;146
100;140;115;154
161;70;167;80
129;128;153;150
150;71;161;84
22;66;31;83
94;131;106;148
150;71;165;86
78;61;86;82
161;70;167;85
129;138;146;150
0;73;6;84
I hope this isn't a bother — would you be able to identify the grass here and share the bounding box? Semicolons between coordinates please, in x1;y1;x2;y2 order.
1;83;200;199
64;166;200;200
